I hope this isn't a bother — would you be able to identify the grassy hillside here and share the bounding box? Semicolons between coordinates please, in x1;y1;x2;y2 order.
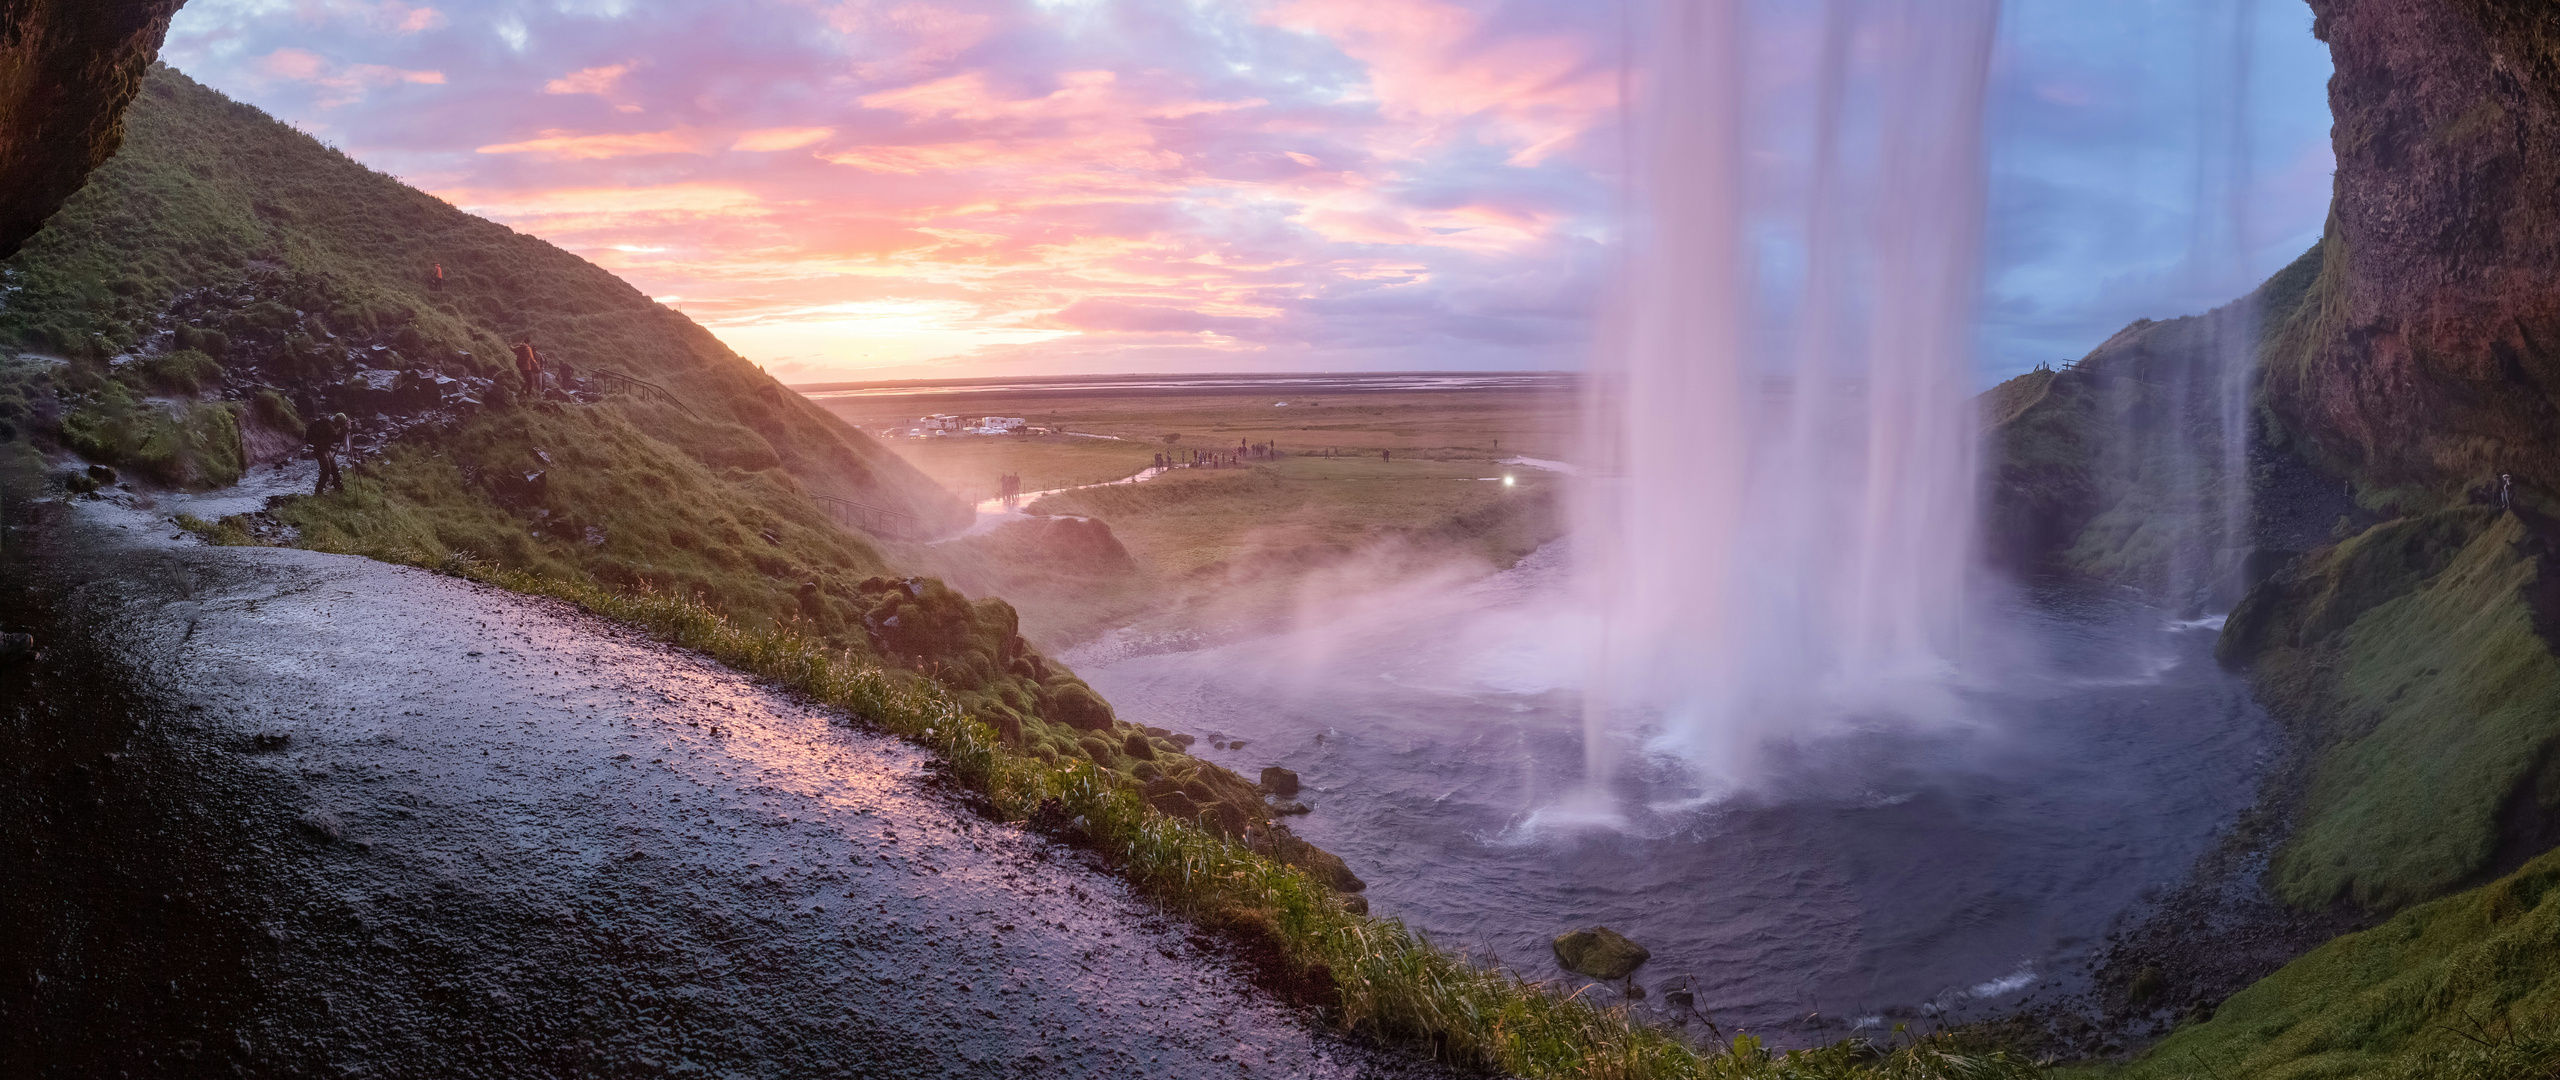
2091;846;2560;1080
3;64;966;531
0;64;970;622
0;65;1365;893
2218;507;2560;912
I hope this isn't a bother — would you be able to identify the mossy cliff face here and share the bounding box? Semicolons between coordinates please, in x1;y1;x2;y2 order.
0;0;185;259
2261;0;2560;506
2107;843;2560;1080
2221;507;2560;912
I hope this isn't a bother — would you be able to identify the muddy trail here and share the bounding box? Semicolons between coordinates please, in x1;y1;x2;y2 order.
0;494;1451;1079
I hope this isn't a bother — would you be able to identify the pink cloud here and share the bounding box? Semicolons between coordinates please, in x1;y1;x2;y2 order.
544;62;635;96
818;1;998;80
255;47;443;107
731;127;835;152
1262;0;1614;165
474;128;708;159
173;0;1615;379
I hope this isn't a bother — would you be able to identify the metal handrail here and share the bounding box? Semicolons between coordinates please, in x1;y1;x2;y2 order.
587;367;702;418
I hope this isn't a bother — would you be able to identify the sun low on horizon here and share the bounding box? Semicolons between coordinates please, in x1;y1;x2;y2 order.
161;0;2336;386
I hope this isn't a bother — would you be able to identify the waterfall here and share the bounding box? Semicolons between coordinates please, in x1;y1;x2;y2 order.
2208;0;2262;607
2078;0;2264;614
1577;0;2003;789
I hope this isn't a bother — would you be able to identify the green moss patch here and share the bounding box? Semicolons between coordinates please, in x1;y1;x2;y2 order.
2223;508;2560;911
2098;847;2560;1080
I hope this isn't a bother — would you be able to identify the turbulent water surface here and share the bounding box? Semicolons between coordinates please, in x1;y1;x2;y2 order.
1078;546;2271;1038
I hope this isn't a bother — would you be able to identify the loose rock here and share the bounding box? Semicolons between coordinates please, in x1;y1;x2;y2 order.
1260;766;1299;797
1553;926;1651;980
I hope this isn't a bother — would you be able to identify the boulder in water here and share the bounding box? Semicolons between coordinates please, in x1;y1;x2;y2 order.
1259;765;1299;796
1553;926;1650;980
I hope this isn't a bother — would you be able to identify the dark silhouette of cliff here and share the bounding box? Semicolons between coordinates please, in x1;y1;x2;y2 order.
0;0;184;259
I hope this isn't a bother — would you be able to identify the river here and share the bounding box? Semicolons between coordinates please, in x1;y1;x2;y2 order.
1075;544;2272;1040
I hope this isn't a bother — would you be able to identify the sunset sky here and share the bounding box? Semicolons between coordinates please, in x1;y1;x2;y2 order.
159;0;2337;385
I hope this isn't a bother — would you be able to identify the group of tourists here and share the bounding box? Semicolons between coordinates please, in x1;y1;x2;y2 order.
1148;440;1294;472
1154;448;1248;471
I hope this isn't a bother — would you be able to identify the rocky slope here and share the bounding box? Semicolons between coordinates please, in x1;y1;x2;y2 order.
0;0;184;259
2265;0;2560;507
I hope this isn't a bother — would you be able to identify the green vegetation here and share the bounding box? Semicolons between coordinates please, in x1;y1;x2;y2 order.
1985;232;2560;1074
2219;508;2560;911
3;64;964;529
0;353;246;487
1982;244;2326;590
2089;847;2560;1080
336;544;2037;1080
819;386;1581;465
1032;454;1556;574
901;448;1561;647
854;388;1571;647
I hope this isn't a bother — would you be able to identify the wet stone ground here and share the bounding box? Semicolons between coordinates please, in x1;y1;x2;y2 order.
0;497;1451;1079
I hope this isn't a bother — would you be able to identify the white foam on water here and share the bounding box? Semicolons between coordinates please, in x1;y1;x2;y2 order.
1967;967;2038;999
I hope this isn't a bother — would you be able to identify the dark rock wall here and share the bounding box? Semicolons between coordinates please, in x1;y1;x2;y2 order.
2267;0;2560;501
0;0;184;259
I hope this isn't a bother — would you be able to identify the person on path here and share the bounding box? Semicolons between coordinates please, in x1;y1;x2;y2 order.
2503;473;2514;510
510;338;543;399
430;262;445;293
308;412;348;495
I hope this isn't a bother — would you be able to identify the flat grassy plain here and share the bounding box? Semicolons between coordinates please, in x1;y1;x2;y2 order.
814;386;1577;648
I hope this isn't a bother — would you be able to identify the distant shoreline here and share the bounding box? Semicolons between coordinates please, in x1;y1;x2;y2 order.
788;370;1579;401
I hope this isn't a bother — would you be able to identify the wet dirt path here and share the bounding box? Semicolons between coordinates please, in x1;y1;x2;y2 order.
0;499;1446;1079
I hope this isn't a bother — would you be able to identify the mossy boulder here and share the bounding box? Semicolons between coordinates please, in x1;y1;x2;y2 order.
1261;826;1364;893
1553;926;1650;980
1047;682;1114;732
1075;736;1116;767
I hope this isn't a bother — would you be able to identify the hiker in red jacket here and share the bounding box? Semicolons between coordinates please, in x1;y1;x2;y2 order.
510;338;542;398
430;262;445;292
